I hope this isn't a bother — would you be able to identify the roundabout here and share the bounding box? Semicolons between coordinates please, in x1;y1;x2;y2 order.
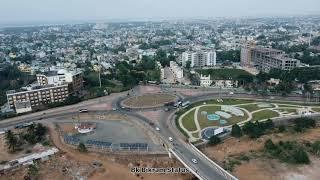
121;93;178;108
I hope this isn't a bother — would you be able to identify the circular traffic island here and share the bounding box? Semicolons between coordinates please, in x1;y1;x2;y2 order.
122;93;178;108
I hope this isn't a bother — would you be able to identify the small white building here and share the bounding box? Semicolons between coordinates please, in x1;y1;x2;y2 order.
200;74;212;87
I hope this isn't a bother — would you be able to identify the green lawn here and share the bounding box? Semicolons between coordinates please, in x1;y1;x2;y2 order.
251;110;279;121
237;104;267;112
313;107;320;112
198;106;221;129
196;68;253;80
201;99;255;106
276;108;297;114
197;105;247;129
181;109;197;131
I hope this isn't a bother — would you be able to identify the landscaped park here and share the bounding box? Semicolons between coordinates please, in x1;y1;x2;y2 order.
178;99;320;142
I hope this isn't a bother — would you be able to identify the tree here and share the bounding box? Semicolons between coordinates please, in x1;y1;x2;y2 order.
78;142;87;152
208;135;221;145
231;124;242;138
264;139;277;150
27;164;39;178
186;61;191;69
292;148;310;164
311;141;320;156
5;130;18;152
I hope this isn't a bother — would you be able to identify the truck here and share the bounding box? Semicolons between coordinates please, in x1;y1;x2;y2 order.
173;101;182;108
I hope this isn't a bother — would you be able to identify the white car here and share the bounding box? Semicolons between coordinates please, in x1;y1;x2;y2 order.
112;108;117;111
229;91;234;95
155;127;160;131
168;137;173;142
192;159;198;164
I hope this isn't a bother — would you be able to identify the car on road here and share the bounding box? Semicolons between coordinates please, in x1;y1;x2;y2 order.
168;137;173;142
155;127;160;131
79;109;88;113
112;108;117;111
229;91;234;95
192;158;198;164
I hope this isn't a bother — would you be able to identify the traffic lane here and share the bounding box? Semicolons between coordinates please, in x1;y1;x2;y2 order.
173;145;226;180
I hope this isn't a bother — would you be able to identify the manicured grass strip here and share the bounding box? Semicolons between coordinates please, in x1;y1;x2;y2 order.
181;109;197;131
252;110;279;121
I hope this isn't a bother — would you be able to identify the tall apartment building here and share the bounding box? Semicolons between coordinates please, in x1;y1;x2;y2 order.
240;41;255;67
182;50;216;68
241;43;300;72
37;69;83;92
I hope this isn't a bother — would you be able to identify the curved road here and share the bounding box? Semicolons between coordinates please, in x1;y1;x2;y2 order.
0;88;317;180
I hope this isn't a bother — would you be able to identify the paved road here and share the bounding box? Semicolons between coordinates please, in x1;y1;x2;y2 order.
0;87;317;180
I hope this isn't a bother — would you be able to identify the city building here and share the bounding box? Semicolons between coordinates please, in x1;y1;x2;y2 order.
241;43;300;72
36;69;83;92
200;74;212;87
156;61;165;80
199;74;238;88
240;41;255;67
170;61;183;80
182;50;216;68
7;83;70;113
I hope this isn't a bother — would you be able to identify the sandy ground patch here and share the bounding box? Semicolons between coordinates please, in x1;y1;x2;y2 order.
203;127;320;180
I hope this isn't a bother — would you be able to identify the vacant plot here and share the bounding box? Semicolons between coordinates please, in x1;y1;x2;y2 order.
122;93;176;108
203;127;320;180
181;109;197;131
251;110;279;121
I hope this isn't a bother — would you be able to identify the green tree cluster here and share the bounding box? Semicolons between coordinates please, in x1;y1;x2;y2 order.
242;119;274;139
264;140;310;164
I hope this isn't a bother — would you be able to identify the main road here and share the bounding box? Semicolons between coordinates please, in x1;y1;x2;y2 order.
0;86;317;180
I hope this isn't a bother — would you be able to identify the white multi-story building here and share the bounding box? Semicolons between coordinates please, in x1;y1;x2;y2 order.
182;50;216;68
36;69;83;92
156;61;165;80
170;61;183;80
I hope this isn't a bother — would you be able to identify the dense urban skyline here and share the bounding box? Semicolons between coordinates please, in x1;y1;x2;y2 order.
1;0;320;24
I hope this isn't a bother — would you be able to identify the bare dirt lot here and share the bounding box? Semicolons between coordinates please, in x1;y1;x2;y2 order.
2;122;191;180
202;128;320;180
122;94;177;108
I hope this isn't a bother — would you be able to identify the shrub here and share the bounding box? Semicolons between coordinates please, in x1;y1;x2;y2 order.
292;148;310;164
311;141;320;156
293;118;316;132
208;135;221;145
231;124;242;138
78;142;87;152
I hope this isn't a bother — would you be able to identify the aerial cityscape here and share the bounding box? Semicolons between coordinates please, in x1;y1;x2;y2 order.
0;0;320;180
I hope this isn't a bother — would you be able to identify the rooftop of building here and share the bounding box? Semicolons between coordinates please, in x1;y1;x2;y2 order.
6;83;68;95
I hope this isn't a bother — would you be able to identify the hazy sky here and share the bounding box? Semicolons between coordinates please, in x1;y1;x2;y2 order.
1;0;320;23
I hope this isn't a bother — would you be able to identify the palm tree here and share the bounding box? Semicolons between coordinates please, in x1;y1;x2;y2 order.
5;130;18;152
